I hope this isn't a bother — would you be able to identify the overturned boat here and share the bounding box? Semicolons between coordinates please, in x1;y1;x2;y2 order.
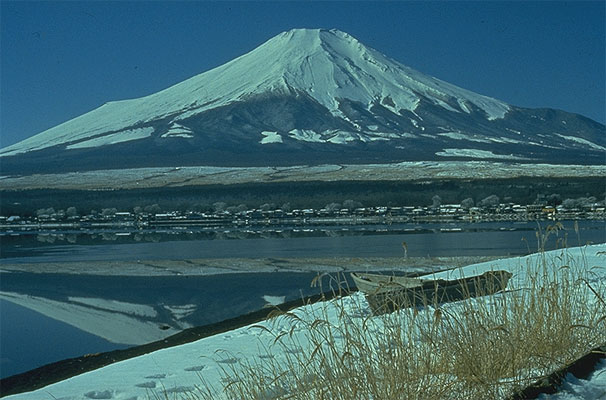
351;270;512;314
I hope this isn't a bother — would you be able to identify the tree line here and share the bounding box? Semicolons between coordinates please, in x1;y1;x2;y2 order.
1;177;603;217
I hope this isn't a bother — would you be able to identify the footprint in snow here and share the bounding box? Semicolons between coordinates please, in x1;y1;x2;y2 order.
217;357;239;364
144;373;166;379
285;347;303;354
84;390;113;399
165;386;195;394
184;365;205;372
135;381;156;389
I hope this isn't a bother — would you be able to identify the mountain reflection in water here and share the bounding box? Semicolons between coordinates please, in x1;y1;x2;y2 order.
1;220;604;378
0;272;325;378
1;272;324;344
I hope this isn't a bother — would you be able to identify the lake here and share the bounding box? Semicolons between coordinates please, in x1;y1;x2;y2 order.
3;220;604;263
1;220;604;378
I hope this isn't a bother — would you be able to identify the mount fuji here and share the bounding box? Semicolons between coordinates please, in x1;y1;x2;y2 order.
1;28;604;174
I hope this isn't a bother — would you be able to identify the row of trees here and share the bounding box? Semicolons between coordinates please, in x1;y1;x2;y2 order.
3;177;601;218
31;194;602;221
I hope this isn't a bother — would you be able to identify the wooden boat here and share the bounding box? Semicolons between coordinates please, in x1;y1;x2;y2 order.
351;270;512;314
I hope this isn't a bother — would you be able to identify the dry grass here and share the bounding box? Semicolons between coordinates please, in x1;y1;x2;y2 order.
159;234;605;399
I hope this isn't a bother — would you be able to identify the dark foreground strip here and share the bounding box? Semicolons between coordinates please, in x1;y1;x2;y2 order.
0;290;348;397
509;344;606;400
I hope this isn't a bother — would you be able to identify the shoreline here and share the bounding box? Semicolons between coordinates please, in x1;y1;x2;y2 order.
0;289;347;396
0;255;504;276
1;245;604;399
3;274;604;398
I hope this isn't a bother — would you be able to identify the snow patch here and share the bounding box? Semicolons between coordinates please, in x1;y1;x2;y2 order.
438;132;524;145
161;123;194;138
432;98;460;113
325;130;365;144
540;358;606;399
556;134;606;151
436;148;525;160
438;131;491;143
288;129;323;143
371;131;414;139
488;136;524;144
287;129;409;144
260;131;283;144
457;99;472;113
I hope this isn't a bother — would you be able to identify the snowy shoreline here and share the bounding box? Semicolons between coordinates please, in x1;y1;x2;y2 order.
2;244;605;399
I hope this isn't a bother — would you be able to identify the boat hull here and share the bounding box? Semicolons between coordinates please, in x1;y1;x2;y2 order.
352;270;512;314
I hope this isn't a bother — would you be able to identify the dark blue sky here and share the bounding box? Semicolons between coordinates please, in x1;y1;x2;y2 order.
1;1;604;148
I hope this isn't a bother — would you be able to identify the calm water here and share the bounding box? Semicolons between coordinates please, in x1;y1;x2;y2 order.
3;221;604;263
1;220;604;378
0;272;324;379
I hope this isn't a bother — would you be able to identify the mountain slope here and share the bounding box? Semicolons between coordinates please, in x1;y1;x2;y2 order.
1;29;604;173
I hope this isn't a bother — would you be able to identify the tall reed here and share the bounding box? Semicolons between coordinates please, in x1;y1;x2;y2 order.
161;243;605;399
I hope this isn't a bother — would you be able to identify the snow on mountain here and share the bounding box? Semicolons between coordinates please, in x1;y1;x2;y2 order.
0;29;509;156
555;134;606;151
260;131;283;144
0;28;604;170
161;123;194;139
65;127;155;150
435;148;525;160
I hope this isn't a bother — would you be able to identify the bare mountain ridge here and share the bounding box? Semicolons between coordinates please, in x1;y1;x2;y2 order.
1;28;604;173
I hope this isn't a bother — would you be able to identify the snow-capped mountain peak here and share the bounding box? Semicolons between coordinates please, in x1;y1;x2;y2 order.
1;29;604;170
194;28;511;121
1;29;508;157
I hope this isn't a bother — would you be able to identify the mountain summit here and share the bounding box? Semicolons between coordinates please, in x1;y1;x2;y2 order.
1;28;604;172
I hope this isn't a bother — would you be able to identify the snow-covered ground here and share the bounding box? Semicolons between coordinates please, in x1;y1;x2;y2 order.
2;161;605;190
538;359;606;400
435;148;526;160
4;244;605;400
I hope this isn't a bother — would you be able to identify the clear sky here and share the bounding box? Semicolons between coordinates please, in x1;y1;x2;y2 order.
1;1;604;149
